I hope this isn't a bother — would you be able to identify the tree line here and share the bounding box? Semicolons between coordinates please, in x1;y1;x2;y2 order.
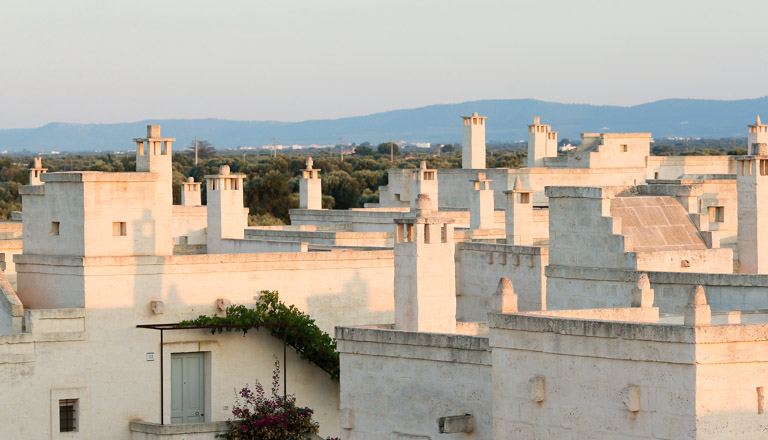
0;145;526;223
0;137;746;223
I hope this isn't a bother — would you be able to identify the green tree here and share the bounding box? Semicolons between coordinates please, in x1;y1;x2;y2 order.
322;170;361;210
354;145;374;156
186;139;216;160
377;142;400;156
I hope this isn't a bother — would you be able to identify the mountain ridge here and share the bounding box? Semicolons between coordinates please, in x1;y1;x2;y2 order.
1;97;766;152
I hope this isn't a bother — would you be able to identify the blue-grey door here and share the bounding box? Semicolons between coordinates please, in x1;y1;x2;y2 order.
171;352;205;424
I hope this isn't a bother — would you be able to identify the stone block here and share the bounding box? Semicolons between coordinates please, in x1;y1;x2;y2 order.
437;414;474;433
529;375;545;402
216;298;231;311
620;386;641;412
340;408;354;429
150;300;164;315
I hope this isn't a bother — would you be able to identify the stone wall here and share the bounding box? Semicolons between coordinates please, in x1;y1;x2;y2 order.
171;205;207;245
245;228;392;247
219;238;308;253
15;250;395;334
546;265;768;313
456;243;547;319
489;313;697;439
336;326;492;440
0;308;341;440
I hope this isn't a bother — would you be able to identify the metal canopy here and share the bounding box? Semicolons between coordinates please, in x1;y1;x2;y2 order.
136;322;289;425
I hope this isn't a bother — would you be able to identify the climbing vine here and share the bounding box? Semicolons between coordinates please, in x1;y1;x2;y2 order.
179;290;340;381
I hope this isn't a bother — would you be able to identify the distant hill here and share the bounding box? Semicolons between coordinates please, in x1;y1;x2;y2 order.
1;97;767;152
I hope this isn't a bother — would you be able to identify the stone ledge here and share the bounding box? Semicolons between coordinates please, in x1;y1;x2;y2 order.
458;242;548;256
488;313;694;343
129;421;229;435
545;186;609;199
15;249;395;268
42;171;158;183
19;185;45;196
335;326;489;352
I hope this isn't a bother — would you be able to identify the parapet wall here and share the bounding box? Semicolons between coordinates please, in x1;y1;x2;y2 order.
219;238;308;254
15;250;395;334
546;265;768;313
489;312;697;439
245;228;392;247
456;242;547;319
172;205;207;245
336;326;491;439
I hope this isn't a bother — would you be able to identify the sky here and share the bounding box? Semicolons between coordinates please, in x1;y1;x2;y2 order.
0;0;766;129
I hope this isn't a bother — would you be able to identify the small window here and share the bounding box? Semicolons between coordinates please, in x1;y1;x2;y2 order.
621;144;628;152
59;399;78;432
708;206;725;223
519;193;530;204
654;172;659;179
51;221;60;235
112;222;127;236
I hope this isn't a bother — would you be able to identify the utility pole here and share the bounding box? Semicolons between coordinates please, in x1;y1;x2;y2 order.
273;138;277;159
390;138;394;162
194;137;198;165
340;137;344;161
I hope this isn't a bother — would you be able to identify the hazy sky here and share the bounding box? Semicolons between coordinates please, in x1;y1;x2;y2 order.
0;0;766;129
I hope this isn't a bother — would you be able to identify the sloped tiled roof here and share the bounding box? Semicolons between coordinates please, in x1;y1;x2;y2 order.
610;196;706;252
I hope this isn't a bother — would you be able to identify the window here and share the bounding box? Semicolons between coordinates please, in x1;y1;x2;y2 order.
51;221;60;235
708;206;725;223
621;144;628;152
654;172;659;179
519;193;530;204
59;399;78;432
112;222;126;236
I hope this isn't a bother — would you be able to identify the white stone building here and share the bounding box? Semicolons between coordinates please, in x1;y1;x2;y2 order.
1;114;767;439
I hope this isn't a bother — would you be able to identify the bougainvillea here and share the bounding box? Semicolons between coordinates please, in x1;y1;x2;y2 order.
219;358;339;440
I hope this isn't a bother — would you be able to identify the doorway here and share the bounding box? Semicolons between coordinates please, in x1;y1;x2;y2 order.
171;352;206;424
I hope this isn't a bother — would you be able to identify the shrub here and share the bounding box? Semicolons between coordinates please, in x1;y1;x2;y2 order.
219;359;339;440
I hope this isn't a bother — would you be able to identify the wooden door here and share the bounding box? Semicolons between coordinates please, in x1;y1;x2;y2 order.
171;352;205;424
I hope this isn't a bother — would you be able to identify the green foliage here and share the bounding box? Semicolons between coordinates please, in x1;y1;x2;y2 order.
248;213;285;226
354;145;374;155
377;142;400;156
179;290;340;381
218;359;338;440
322;170;361;210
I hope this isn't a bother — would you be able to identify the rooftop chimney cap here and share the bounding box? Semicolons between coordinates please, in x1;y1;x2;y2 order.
758;115;762;126
534;116;541;125
306;157;314;170
513;176;523;191
147;125;161;138
219;165;230;175
187;177;194;183
415;194;432;213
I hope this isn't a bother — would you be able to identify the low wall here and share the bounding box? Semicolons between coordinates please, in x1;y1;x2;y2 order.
456;243;547;320
0;271;22;334
245;228;392;247
172;205;207;245
336;326;492;440
546;265;768;313
488;312;698;439
290;208;479;232
15;250;395;335
129;421;228;440
219;238;308;254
